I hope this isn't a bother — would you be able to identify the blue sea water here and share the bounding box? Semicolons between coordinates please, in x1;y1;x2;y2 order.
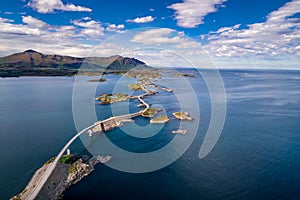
0;70;300;200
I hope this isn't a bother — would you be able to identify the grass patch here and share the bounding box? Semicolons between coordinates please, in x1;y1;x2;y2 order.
127;83;143;90
69;163;78;173
59;155;77;164
96;93;129;104
142;108;161;117
87;78;107;82
150;116;170;123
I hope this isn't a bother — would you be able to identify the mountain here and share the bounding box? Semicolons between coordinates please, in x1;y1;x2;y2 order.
0;50;148;77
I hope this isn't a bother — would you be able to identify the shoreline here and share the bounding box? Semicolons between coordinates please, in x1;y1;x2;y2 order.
11;155;101;200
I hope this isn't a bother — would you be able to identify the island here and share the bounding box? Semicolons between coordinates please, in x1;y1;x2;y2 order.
127;83;143;90
172;129;187;135
87;78;107;82
141;108;161;117
173;112;194;121
174;73;197;78
95;93;130;104
150;116;170;124
10;60;196;200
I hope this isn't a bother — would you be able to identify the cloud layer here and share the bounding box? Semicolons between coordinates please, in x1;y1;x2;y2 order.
168;0;227;28
126;16;154;23
203;0;300;58
27;0;92;13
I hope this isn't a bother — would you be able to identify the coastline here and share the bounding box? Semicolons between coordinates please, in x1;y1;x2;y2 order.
11;155;101;200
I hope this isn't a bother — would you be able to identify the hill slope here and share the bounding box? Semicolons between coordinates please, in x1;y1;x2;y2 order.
0;50;148;77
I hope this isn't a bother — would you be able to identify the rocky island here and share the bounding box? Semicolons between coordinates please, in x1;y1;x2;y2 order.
141;108;162;118
173;112;194;121
96;93;131;104
172;129;188;135
174;73;197;78
150;116;170;124
87;78;107;82
10;62;195;200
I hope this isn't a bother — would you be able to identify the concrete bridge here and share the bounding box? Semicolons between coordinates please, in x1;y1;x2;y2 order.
26;94;150;200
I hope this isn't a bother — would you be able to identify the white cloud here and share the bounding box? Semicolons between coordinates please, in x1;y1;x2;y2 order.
0;16;45;36
22;16;48;28
167;0;227;28
131;28;199;49
106;24;125;33
126;16;154;23
203;0;300;59
0;16;95;57
82;17;91;21
0;17;14;23
71;19;104;38
27;0;92;13
215;24;240;34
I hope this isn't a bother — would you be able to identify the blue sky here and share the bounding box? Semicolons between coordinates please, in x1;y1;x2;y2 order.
0;0;299;69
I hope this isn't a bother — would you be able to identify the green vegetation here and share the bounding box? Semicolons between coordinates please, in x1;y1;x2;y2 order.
69;163;78;173
11;188;28;200
0;50;150;77
21;189;28;195
47;155;77;165
12;195;21;200
173;112;194;121
87;78;107;82
150;116;170;123
127;83;143;90
59;155;76;164
174;73;197;78
173;112;183;118
46;157;55;164
142;108;161;117
96;93;130;104
125;69;161;80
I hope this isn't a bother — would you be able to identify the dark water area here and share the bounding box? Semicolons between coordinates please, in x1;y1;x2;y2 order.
0;70;299;199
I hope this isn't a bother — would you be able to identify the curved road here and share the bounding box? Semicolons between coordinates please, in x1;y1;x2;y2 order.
27;94;150;200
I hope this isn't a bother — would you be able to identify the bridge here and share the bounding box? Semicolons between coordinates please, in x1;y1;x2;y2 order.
25;94;150;200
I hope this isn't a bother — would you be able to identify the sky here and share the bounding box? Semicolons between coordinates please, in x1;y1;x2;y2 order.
0;0;299;69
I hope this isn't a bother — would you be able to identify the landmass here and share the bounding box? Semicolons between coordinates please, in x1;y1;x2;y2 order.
124;69;161;80
11;69;194;200
11;154;105;200
95;93;131;104
173;112;194;121
172;129;187;135
87;78;107;82
174;73;197;78
141;108;162;117
127;83;143;90
0;50;150;77
150;116;170;124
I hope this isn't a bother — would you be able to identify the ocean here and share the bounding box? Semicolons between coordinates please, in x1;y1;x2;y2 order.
0;69;299;199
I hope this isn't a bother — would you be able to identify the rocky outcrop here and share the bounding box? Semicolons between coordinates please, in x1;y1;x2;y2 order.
12;156;101;200
172;112;194;121
64;158;100;188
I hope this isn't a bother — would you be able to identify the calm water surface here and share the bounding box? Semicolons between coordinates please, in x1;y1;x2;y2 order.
0;70;299;200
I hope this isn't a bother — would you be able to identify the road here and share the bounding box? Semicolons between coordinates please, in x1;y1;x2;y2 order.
26;92;150;200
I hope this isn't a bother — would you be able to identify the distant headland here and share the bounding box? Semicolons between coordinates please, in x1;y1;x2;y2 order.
0;50;150;77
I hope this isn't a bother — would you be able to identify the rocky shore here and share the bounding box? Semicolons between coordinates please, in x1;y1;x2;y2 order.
11;155;102;200
172;112;194;121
